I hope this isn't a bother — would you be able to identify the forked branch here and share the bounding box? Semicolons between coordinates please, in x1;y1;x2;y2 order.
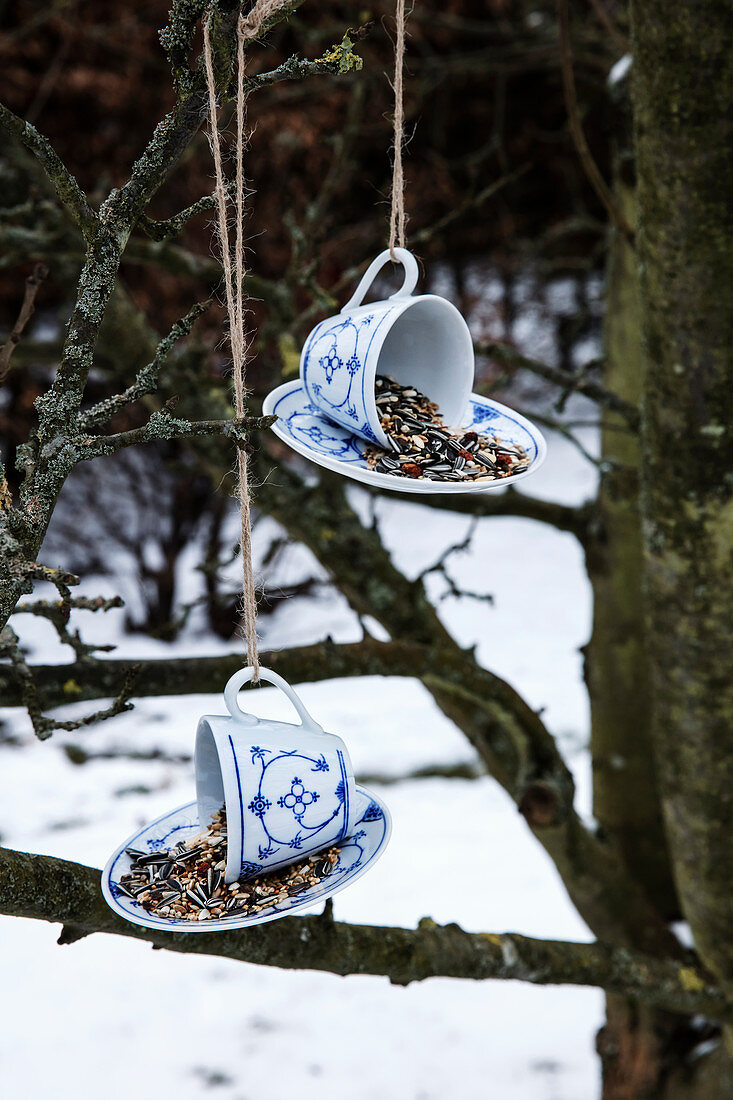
476;340;639;428
0;102;97;239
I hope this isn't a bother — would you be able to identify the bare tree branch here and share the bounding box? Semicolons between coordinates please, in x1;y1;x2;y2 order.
476;340;640;428
77;300;212;430
0;846;726;1020
246;464;683;959
586;0;631;54
77;413;275;461
12;592;124;661
557;0;634;242
0;262;49;381
0;102;97;239
138;194;221;242
373;486;597;547
0;623;137;740
0;1;366;638
411;164;530;248
1;618;680;962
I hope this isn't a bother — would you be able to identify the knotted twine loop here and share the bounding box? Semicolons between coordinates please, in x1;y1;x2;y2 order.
388;0;408;260
203;4;287;679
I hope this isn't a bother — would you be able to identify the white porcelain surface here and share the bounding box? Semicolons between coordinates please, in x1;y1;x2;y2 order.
195;668;357;882
263;379;547;495
299;248;474;447
101;786;391;933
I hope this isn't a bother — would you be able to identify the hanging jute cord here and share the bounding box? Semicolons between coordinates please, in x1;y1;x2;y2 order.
203;3;288;678
388;0;408;258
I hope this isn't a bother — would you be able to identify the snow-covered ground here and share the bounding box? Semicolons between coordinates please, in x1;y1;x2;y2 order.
0;414;606;1100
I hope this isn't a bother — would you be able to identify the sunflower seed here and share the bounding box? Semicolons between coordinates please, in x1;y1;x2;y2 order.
365;376;529;483
116;806;343;926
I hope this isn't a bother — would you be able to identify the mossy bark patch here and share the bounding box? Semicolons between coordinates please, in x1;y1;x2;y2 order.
631;0;733;989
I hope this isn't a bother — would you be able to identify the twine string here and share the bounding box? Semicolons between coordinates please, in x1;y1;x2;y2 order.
202;0;410;672
388;0;407;259
203;6;286;678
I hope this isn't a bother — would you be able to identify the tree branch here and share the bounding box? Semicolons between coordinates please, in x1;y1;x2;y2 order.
77;299;211;430
76;412;276;461
0;622;137;740
246;463;682;959
121;237;278;303
0;846;727;1020
0;262;49;381
411;164;530;248
12;592;124;661
476;340;640;428
375;486;597;547
557;0;634;243
137;194;221;242
245;41;364;92
586;0;631;53
0;102;97;239
0;639;423;707
1;615;679;962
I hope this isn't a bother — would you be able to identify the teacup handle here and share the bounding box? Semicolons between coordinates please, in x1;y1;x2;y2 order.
340;247;419;313
224;666;324;734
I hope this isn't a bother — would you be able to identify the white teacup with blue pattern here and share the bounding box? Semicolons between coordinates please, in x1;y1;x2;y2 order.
300;247;474;447
195;668;357;883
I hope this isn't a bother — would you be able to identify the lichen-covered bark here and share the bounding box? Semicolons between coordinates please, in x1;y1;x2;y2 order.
0;845;728;1020
0;0;342;635
630;0;733;991
587;181;677;918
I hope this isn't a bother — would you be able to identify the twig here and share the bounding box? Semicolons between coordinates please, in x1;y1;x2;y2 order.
556;0;634;243
411;164;530;248
529;410;603;467
303;79;367;236
0;102;97;239
0;623;137;739
246;35;365;92
138;193;222;242
12;593;125;661
586;0;630;54
77;412;276;461
417;519;494;604
77;299;211;430
476;340;640;428
0;263;49;381
25;24;73;123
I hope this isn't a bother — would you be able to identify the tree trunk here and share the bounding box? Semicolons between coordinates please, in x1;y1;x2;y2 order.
630;0;733;993
591;177;708;1100
630;0;733;1091
588;179;677;919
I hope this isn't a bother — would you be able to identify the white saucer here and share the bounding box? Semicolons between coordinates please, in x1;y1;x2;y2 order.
262;379;546;494
102;785;391;932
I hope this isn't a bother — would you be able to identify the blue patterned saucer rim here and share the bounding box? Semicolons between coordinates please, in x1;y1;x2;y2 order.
262;380;547;494
101;785;391;933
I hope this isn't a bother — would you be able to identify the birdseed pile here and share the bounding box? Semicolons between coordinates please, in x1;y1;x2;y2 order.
364;375;530;482
118;808;339;922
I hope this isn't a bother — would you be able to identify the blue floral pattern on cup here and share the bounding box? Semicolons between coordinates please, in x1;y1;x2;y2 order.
302;311;391;445
278;777;320;817
228;736;351;877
